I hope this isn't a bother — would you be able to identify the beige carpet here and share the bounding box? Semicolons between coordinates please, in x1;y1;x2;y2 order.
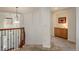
13;45;62;51
12;37;76;51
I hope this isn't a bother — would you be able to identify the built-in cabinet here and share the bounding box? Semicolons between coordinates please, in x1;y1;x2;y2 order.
54;27;68;39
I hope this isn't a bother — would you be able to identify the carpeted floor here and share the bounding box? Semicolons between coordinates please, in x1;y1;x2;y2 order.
12;37;76;51
13;44;62;51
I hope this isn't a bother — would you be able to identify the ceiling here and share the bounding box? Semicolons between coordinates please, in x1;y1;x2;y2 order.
0;7;69;13
0;7;35;13
51;7;69;12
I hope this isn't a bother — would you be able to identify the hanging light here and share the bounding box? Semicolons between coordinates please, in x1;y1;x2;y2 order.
14;7;19;23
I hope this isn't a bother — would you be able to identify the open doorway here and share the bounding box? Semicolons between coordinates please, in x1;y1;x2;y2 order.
51;7;76;51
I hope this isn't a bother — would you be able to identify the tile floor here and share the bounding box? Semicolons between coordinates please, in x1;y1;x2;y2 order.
13;37;76;51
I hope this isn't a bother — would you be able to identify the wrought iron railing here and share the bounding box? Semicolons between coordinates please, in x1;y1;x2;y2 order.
0;27;25;51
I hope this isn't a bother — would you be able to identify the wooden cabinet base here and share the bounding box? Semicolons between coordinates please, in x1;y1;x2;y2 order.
54;27;68;39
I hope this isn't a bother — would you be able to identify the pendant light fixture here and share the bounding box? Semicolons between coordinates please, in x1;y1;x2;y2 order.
14;7;19;23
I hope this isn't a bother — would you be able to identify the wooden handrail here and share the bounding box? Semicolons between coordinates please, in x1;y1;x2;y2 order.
0;27;24;30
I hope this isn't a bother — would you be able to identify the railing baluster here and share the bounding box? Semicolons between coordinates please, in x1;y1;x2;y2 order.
17;29;19;48
0;27;25;51
14;30;17;49
0;31;1;51
13;30;14;49
10;30;12;49
9;30;10;49
3;31;4;50
17;29;18;48
11;30;13;49
3;30;7;51
5;30;7;50
18;29;20;47
14;30;16;49
6;30;9;50
7;30;9;50
6;30;7;50
1;30;3;51
18;29;20;48
16;29;18;48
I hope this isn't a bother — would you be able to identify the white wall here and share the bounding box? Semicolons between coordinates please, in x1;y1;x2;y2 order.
76;8;79;50
23;8;51;48
52;8;76;42
52;10;68;29
24;10;42;45
40;8;51;48
68;8;76;42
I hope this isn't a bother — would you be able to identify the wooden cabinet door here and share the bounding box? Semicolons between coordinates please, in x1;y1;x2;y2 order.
54;28;68;39
60;29;68;39
54;28;61;37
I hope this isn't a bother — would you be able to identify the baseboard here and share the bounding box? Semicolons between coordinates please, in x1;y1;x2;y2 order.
26;44;42;48
68;40;76;44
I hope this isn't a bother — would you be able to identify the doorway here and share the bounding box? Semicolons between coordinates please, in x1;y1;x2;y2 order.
51;7;76;51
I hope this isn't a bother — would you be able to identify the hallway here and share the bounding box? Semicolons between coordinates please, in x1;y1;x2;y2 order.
0;7;76;51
